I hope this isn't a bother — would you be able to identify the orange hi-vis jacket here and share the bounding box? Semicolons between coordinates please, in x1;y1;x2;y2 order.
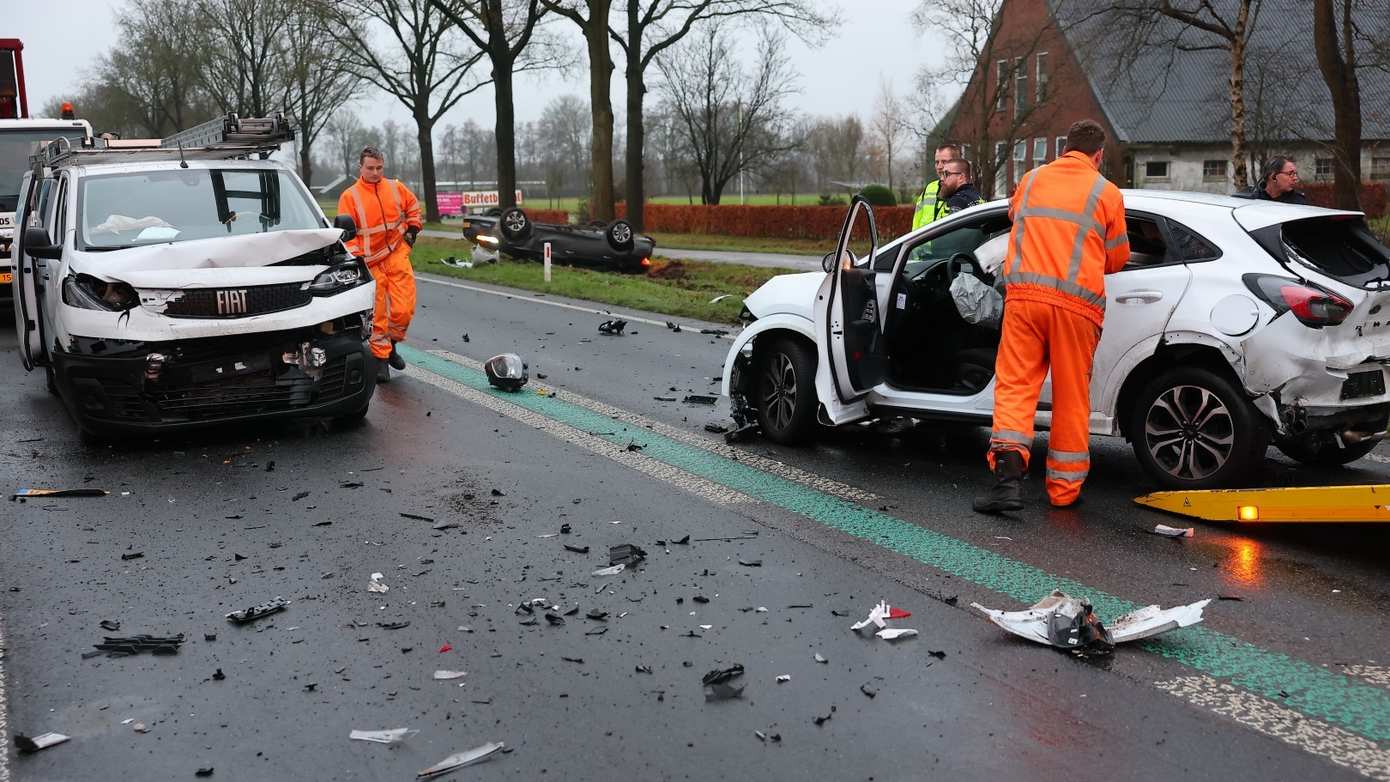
1000;151;1129;327
338;178;423;265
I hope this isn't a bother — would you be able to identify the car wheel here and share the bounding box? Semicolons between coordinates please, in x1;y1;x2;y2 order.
1276;437;1378;467
500;208;532;241
1128;366;1267;489
755;336;818;445
605;220;635;251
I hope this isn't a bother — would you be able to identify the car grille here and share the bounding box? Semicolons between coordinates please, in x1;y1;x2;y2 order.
161;282;312;319
90;354;361;423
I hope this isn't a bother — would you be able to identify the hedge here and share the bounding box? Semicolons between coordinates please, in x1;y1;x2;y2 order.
1299;182;1387;218
526;208;571;225
614;203;916;241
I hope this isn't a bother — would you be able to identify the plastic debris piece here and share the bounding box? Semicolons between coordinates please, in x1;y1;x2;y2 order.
683;394;717;405
972;590;1211;652
813;709;834;726
349;728;419;744
875;628;918;641
225;596;290;624
598;319;627;335
586;609;608;620
400;512;435;522
814;653;828;664
928;650;947;659
564;544;590;554
14;732;70;753
562;656;584;664
560;523;572;534
544;613;565;626
121;551;145;561
196;768;215;777
635;664;653;674
860;683;878;698
610;543;647;567
90;633;185;657
709;294;733;304
439;643;454;653
592;563;625;577
738;558;762;567
1151;524;1195;538
484;354;528;392
704;423;729;434
12;487;108;499
776;674;791;683
133;723;150;734
417;741;506;779
212;668;226;681
850;600;911;632
699;328;729;336
665;321;682;332
99;620;121;632
433;670;467;681
377;621;410;630
368;573;390;593
702;663;746;700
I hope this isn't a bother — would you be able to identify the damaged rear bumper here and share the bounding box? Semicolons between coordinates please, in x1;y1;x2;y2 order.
54;316;375;433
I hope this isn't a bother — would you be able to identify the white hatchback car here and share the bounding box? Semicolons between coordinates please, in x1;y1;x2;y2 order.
721;192;1390;488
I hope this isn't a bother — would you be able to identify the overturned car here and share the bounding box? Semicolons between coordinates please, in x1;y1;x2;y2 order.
461;207;655;273
10;115;377;436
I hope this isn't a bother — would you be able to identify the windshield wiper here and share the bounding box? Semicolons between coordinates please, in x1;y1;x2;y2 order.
86;245;134;252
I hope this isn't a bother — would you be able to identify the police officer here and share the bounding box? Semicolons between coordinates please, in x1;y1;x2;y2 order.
912;143;963;230
938;158;985;216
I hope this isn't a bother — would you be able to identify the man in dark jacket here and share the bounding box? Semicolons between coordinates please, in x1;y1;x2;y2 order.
1236;156;1307;204
939;159;986;215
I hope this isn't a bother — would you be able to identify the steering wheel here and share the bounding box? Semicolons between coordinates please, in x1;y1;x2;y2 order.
947;252;978;281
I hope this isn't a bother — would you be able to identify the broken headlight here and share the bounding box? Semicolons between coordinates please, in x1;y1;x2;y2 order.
308;261;367;294
62;273;139;311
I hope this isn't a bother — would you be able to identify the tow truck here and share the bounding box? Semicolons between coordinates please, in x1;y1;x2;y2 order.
1;38;92;302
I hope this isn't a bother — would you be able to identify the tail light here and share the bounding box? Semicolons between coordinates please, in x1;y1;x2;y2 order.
640;257;652;268
1243;273;1353;329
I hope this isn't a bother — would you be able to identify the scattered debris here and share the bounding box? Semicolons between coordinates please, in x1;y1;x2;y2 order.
859;683;878;698
708;294;733;304
610;543;647;567
702;664;746;700
592;564;625;577
196;768;215;777
87;633;185;658
400;512;435;522
875;628;918;641
349;728;418;744
377;621;410;630
776;674;791;683
368;573;390;593
99;620;121;632
699;328;729;336
1150;524;1195;538
738;558;762;567
849;600;912;631
14;732;70;753
560;523;572;534
417;741;507;779
665;321;682;333
928;650;947;659
564;544;590;554
598;319;627;335
291;491;310;502
212;668;226;681
1217;595;1245;602
682;394;718;405
814;653;828;664
132;723;150;734
635;664;653;674
704;423;729;434
433;670;467;681
484;353;528;392
586;609;609;620
653;396;677;402
544;613;565;626
972;590;1212;654
225;597;290;625
120;551;145;561
562;656;584;664
813;708;835;726
11;487;108;500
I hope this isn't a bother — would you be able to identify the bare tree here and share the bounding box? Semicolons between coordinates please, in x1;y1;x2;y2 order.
324;110;366;179
104;0;215;135
657;25;800;204
609;0;835;229
327;0;489;222
540;0;617;219
913;0;1057;198
429;0;562;211
1314;0;1364;210
871;79;905;190
198;0;293;117
539;94;593;195
277;0;358;186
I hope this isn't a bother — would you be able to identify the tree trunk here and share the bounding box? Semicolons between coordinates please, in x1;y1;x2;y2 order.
586;0;615;221
1314;0;1363;211
1228;1;1250;189
623;13;646;230
495;62;519;210
416;114;440;223
299;133;314;187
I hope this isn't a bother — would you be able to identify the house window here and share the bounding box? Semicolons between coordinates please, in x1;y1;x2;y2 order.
1013;141;1027;182
995;60;1009;113
1035;52;1049;102
1316;157;1335;179
1144;160;1170;181
1014;58;1028;115
994;141;1008;193
1202;159;1227;181
1374;157;1390;180
1056;136;1067;157
1033;137;1047;163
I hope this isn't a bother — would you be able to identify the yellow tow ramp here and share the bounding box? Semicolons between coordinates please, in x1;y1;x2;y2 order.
1134;484;1390;522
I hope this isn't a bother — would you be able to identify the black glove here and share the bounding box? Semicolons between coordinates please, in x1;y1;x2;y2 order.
404;226;420;247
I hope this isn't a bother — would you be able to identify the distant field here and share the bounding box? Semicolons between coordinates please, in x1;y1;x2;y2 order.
319;193;838;217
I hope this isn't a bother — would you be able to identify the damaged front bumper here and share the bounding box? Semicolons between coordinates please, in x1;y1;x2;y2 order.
54;313;375;432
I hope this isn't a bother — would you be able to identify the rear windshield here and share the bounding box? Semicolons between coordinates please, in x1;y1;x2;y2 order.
1281;217;1390;288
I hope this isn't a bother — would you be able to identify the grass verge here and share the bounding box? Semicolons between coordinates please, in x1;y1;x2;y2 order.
409;237;799;323
651;232;827;256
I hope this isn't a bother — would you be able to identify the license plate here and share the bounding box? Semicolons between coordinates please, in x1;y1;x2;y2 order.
0;272;12;285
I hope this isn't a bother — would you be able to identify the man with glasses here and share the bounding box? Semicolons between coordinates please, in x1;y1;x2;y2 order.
939;159;986;216
1237;156;1307;204
912;143;964;229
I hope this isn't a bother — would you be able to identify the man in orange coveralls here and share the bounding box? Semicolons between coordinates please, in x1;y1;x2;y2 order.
338;145;423;383
974;119;1130;514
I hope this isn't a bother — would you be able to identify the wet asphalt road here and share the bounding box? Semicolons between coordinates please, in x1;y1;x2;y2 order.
2;275;1389;781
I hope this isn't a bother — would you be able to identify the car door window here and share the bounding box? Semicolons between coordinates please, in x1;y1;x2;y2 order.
901;213;1012;278
1124;214;1170;268
1168;220;1221;262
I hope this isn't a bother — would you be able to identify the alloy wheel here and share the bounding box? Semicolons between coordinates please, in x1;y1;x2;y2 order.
1144;384;1235;480
504;212;527;234
611;223;632;244
761;352;797;433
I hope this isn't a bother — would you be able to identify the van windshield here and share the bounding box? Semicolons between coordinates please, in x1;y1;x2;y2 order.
77;168;322;250
1281;216;1390;288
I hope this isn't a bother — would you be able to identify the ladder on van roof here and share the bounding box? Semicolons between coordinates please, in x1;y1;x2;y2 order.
30;113;296;169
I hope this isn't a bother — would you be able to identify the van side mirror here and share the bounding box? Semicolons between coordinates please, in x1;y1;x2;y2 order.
333;214;356;242
24;226;62;260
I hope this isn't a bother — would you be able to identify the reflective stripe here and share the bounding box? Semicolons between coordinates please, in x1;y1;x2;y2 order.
1005;170;1040;277
1002;270;1107;311
1106;233;1129;250
346;188;379;262
1014;206;1106;248
1064;174;1109;283
1047;449;1089;462
991;429;1032;446
1046;467;1089;482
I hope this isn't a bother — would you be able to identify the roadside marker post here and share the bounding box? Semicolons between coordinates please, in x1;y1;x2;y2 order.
544;242;552;282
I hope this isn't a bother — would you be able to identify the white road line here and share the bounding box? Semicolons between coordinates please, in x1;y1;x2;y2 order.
1156;675;1390;781
425;349;880;505
404;365;753;507
1344;665;1390;690
416;273;736;339
0;613;10;782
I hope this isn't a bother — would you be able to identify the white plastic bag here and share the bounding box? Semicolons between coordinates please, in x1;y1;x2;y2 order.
950;272;1004;328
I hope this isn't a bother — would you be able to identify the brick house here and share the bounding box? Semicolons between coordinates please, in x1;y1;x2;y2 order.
941;0;1390;199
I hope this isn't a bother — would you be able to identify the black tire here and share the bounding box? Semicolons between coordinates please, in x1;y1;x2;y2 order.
1128;366;1268;489
1276;437;1378;467
499;208;532;241
605;220;635;251
334;402;371;427
45;365;59;396
754;336;818;445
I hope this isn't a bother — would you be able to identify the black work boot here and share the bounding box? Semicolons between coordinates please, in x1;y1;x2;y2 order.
376;357;391;384
388;341;406;370
973;451;1025;514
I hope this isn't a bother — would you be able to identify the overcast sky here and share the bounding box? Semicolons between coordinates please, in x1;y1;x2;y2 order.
14;0;952;135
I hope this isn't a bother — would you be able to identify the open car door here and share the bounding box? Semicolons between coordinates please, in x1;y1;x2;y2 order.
10;169;47;371
813;195;887;424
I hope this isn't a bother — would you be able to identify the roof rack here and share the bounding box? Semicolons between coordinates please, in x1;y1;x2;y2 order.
30;113;295;169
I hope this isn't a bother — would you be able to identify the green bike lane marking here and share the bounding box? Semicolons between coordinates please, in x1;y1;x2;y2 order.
401;344;1390;743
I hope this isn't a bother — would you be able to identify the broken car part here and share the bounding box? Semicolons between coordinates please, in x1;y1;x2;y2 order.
225;596;290;624
702;664;746;701
12;487;108;499
849;600;912;632
88;633;186;657
14;732;70;753
484;353;528;392
433;670;468;681
417;741;507;779
368;572;389;593
1150;524;1195;538
598;319;627;335
972;590;1212;652
875;628;918;641
609;543;647;567
349;728;419;744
